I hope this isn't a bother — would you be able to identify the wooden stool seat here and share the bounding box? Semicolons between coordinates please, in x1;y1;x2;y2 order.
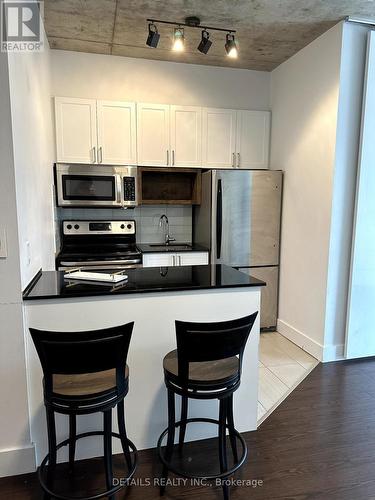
163;350;239;387
52;366;129;396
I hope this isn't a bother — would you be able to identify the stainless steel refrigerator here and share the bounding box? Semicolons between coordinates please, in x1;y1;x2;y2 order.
193;170;283;329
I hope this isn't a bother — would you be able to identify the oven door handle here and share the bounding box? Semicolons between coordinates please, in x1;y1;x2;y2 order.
60;259;141;266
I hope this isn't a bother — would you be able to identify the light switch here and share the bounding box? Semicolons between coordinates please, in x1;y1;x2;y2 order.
0;228;7;258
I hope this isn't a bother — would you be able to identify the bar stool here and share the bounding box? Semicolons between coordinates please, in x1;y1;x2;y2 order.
30;323;137;500
157;312;258;500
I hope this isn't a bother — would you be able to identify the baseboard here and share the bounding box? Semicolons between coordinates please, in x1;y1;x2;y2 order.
0;445;36;478
277;319;323;360
277;319;345;362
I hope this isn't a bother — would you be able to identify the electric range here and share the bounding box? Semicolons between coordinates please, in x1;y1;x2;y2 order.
56;220;142;271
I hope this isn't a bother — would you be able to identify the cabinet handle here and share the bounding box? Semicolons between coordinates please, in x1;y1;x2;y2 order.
172;255;175;266
167;150;169;165
172;150;175;166
92;146;96;163
237;152;240;168
99;146;103;163
232;152;235;168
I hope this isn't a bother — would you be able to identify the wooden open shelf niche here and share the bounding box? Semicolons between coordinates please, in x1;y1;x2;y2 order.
138;167;202;205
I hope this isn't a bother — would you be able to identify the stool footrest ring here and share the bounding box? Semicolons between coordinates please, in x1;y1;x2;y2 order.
157;417;247;480
39;430;137;500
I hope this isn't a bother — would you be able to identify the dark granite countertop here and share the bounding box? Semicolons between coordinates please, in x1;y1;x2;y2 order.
138;243;208;253
23;265;265;301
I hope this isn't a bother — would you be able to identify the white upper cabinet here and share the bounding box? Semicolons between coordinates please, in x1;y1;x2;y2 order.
170;105;202;167
236;110;270;169
55;97;137;165
55;97;270;169
202;108;237;168
96;101;137;165
137;103;170;167
55;97;97;164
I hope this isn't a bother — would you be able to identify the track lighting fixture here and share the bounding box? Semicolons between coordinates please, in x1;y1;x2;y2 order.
172;27;185;52
146;22;160;48
225;33;238;58
197;30;212;54
145;17;238;59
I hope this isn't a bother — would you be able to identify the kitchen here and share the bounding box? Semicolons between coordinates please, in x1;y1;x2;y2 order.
1;1;375;499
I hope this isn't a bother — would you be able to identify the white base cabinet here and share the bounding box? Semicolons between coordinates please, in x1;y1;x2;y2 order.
142;251;209;268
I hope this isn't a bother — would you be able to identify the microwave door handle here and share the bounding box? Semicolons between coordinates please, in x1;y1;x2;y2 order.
216;179;222;260
117;175;122;205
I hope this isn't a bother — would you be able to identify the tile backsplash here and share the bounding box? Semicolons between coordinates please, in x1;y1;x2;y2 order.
56;205;192;248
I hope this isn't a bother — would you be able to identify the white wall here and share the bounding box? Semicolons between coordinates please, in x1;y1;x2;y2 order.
0;19;56;476
271;21;369;361
270;23;343;359
8;31;56;289
50;50;270;110
325;23;368;357
0;51;35;477
345;30;375;359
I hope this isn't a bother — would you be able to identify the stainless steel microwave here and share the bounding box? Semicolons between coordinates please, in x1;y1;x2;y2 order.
55;164;138;208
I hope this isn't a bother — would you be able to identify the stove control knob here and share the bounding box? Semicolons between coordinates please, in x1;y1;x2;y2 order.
120;224;125;229
74;224;80;230
67;224;72;230
127;224;132;230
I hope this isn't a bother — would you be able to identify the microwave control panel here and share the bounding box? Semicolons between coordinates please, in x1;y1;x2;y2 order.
123;177;136;202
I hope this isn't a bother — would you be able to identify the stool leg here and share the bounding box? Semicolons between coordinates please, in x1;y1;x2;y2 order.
179;395;188;448
68;414;76;472
226;394;238;463
219;399;229;500
103;410;114;500
44;407;57;499
160;388;175;496
117;400;132;471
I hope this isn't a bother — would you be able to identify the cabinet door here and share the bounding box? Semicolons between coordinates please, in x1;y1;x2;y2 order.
142;253;175;268
97;100;137;165
137;103;170;166
202;108;237;168
236;110;270;169
55;97;97;164
170;105;202;167
178;252;209;266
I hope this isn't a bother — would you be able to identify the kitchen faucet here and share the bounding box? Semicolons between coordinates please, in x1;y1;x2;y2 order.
159;214;175;245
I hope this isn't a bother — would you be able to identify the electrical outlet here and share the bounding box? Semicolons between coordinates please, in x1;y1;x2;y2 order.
0;228;7;258
26;240;31;266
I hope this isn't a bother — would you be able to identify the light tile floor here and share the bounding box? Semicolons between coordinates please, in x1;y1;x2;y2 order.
257;331;319;424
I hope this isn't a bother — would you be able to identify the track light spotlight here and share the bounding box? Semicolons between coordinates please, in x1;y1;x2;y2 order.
225;33;238;58
197;30;212;54
172;27;185;52
146;22;160;48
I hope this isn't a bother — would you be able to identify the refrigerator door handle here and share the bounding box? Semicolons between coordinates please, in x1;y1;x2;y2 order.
216;179;222;259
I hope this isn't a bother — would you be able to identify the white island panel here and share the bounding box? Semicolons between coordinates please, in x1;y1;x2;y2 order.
25;287;261;465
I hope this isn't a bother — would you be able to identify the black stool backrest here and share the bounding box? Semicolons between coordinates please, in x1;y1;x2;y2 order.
175;313;258;383
30;323;134;395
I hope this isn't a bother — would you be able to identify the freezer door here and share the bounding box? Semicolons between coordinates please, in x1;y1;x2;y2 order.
239;266;279;329
212;170;282;266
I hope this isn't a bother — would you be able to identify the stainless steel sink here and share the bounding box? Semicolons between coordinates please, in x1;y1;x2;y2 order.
149;243;192;251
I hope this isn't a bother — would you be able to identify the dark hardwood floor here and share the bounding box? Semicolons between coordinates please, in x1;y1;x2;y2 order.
2;358;375;500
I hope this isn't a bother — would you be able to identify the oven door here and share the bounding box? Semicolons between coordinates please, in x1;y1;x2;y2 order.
56;165;121;207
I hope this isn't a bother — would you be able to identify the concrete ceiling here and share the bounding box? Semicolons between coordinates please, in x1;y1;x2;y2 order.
44;0;375;71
